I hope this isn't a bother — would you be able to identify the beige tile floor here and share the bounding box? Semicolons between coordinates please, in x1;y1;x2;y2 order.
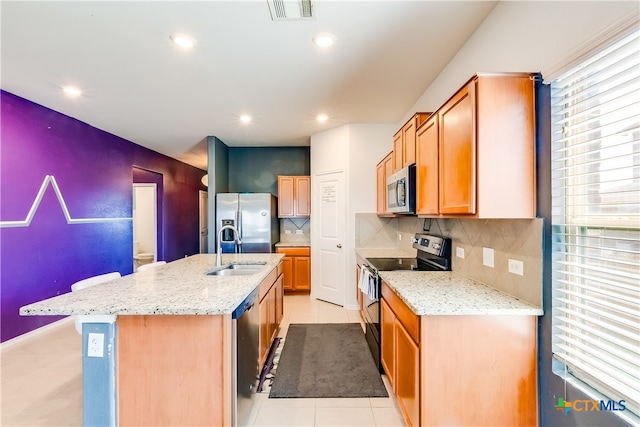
1;295;404;427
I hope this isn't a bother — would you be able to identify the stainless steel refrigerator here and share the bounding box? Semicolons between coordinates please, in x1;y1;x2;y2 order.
215;193;279;253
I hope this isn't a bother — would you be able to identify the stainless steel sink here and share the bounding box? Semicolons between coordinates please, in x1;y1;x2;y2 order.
206;262;266;276
209;269;259;276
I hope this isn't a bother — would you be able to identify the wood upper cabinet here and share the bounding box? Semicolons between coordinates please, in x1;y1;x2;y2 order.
278;176;311;218
416;115;439;215
392;131;403;172
393;113;432;172
439;82;476;214
416;73;536;218
376;152;393;216
275;246;310;292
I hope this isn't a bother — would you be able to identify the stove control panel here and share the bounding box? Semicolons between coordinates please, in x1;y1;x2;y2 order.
412;233;450;257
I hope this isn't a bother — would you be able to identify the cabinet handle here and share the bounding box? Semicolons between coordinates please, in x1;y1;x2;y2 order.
337;243;342;248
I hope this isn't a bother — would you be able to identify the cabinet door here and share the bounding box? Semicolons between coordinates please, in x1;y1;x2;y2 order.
280;256;293;291
294;176;311;217
393;131;403;172
380;298;395;388
396;320;420;427
268;286;277;344
439;81;476;214
293;256;310;291
416;117;439;215
259;295;269;366
402;119;417;167
355;265;363;313
275;274;284;325
278;176;295;217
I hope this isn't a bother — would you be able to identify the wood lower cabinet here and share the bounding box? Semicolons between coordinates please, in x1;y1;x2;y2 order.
380;298;396;387
278;176;311;218
276;246;310;292
381;282;420;427
376;152;394;216
381;280;538;426
259;265;283;367
395;320;420;427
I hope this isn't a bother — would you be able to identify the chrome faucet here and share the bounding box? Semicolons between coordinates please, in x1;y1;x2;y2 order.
217;225;242;267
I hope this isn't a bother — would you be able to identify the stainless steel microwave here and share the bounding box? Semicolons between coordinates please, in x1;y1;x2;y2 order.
386;164;416;214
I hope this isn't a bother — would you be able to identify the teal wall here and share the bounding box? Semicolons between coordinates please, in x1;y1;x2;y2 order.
228;147;310;195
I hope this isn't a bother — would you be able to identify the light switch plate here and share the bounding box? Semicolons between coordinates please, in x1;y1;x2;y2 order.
456;247;465;258
508;259;524;276
87;333;104;358
483;247;494;268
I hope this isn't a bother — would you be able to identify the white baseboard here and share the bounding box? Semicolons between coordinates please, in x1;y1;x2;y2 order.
1;316;73;351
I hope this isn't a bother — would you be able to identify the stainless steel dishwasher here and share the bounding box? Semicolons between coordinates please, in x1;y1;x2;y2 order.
232;288;259;427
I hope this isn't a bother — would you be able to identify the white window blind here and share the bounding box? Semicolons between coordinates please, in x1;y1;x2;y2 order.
551;29;640;417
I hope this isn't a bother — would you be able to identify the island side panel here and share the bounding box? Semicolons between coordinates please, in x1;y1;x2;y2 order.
420;315;538;426
117;314;233;426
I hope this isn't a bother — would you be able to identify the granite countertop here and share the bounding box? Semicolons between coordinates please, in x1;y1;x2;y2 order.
20;254;284;317
275;241;310;247
379;271;543;316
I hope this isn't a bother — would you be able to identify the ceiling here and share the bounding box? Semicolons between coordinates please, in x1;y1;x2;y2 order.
1;1;497;170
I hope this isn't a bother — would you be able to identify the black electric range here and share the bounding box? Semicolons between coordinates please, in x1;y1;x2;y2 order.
360;233;451;373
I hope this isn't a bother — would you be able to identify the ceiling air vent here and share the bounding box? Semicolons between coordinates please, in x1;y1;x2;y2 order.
267;0;315;20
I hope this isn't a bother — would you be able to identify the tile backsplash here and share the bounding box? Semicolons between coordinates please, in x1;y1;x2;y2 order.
355;213;543;307
279;218;311;243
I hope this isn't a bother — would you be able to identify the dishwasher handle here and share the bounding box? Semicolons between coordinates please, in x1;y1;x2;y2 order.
232;288;258;319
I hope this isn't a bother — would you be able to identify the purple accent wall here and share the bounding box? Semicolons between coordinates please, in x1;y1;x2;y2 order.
0;91;206;342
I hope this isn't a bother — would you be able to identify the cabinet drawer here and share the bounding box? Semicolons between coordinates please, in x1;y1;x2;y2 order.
276;247;310;256
381;281;419;343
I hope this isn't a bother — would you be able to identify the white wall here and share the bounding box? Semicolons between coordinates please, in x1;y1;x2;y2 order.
400;1;639;123
310;123;396;308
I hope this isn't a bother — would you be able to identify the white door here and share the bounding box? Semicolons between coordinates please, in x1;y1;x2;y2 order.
313;171;345;306
199;190;208;253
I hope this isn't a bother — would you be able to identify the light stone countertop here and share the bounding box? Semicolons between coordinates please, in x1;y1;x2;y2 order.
20;254;284;316
275;241;310;247
379;271;543;316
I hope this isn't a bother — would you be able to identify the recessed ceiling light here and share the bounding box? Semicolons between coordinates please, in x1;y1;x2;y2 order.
170;33;196;49
317;114;328;122
62;86;82;97
312;33;335;48
240;114;252;123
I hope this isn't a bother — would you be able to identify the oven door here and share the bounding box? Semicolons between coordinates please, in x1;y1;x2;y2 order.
361;265;383;372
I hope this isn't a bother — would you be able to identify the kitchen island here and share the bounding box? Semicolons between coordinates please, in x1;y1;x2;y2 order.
20;253;284;427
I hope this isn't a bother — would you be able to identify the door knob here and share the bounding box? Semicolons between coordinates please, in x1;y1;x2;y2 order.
337;243;342;248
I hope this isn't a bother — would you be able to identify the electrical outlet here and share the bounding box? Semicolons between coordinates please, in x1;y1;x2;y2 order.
398;233;402;241
295;229;303;234
284;230;291;234
456;247;465;258
87;333;104;358
508;259;524;276
483;247;494;268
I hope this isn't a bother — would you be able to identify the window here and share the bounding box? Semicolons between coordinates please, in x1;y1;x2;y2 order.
551;29;640;417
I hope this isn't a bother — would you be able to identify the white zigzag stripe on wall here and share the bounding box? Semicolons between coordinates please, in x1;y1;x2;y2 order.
0;175;133;228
